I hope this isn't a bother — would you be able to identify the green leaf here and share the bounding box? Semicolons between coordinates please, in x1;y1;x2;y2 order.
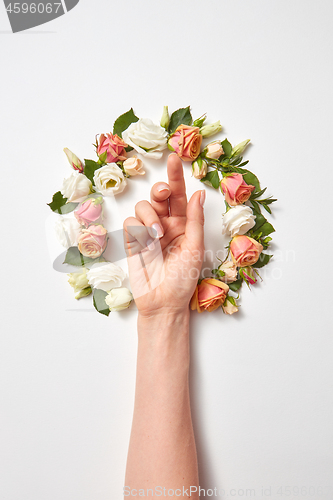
63;247;97;267
253;221;275;237
252;253;273;268
93;289;110;316
47;191;78;214
168;106;192;134
201;169;220;189
252;210;267;231
251;200;260;212
221;139;232;157
84;159;101;184
230;156;243;166
262;204;271;214
113;108;139;138
251;187;267;199
228;279;243;292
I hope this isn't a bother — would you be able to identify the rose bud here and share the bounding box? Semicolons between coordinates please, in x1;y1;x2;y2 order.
77;224;107;258
105;287;133;311
97;133;128;163
168;124;202;161
230;235;263;267
123;156;145;176
206;141;224;159
217;260;237;283
74;197;103;227
63;148;83;173
200;121;222;138
231;139;250;157
160;105;170;129
68;268;92;299
190;278;229;313
239;266;257;285
220;173;255;206
222;296;239;315
192;157;207;179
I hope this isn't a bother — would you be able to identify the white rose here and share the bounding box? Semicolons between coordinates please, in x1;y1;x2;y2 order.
55;217;81;248
67;268;92;299
217;261;237;283
222;205;256;237
61;172;92;202
105;287;133;312
123;156;145;176
122;118;168;159
93;163;127;196
87;262;126;292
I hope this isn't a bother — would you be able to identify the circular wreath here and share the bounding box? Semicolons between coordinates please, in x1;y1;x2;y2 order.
48;106;276;316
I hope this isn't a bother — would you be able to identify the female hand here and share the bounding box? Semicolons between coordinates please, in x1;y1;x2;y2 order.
123;154;205;318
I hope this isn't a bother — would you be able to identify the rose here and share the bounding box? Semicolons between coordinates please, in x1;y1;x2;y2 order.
61;172;92;202
222;205;256;237
220;173;255;206
93;164;127;196
190;278;229;313
77;224;107;258
54;217;81;248
123;157;145;176
87;262;126;292
206;141;224;159
74;197;103;227
168;125;202;161
239;266;257;285
231;139;250;156
230;235;263;267
160;106;170;129
217;261;238;283
67;268;92;299
192;158;207;180
222;296;239;315
105;287;133;311
97;133;127;163
122;118;168;159
63;147;83;172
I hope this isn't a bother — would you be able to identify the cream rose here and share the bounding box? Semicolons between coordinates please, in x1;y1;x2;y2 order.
68;268;92;299
61;172;92;202
105;287;133;311
122;118;168;159
93;163;127;196
222;205;256;237
206;141;224;159
217;261;238;283
87;262;126;292
123;156;145;176
55;217;81;248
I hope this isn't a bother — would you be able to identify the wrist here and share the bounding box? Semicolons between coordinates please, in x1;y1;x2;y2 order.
138;307;190;333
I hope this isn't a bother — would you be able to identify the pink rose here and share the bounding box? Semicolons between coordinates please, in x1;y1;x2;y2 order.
74;198;103;227
78;224;107;258
220;173;255;206
168;125;202;161
97;133;128;163
191;278;229;313
230;235;263;267
240;266;257;285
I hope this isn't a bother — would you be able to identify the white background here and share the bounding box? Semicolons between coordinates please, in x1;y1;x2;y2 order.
1;1;333;499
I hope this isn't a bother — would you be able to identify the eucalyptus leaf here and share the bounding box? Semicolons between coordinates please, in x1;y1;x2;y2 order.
47;191;78;214
168;106;192;134
252;253;272;268
93;289;110;316
113;108;139;138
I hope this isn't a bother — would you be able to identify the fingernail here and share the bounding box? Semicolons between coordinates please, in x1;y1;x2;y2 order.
200;190;206;207
157;183;170;192
146;239;155;251
152;223;163;239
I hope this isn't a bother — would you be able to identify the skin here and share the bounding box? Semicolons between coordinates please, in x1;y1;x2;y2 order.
123;154;205;499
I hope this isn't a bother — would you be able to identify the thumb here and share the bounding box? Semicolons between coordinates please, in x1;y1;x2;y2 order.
185;190;205;249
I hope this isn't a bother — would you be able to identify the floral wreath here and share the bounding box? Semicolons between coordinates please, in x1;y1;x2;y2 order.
48;106;276;316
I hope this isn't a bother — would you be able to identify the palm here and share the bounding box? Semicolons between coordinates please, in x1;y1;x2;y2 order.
124;154;205;316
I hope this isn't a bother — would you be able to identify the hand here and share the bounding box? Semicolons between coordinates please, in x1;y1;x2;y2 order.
123;154;205;318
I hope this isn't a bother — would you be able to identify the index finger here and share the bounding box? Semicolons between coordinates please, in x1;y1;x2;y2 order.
167;153;187;217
